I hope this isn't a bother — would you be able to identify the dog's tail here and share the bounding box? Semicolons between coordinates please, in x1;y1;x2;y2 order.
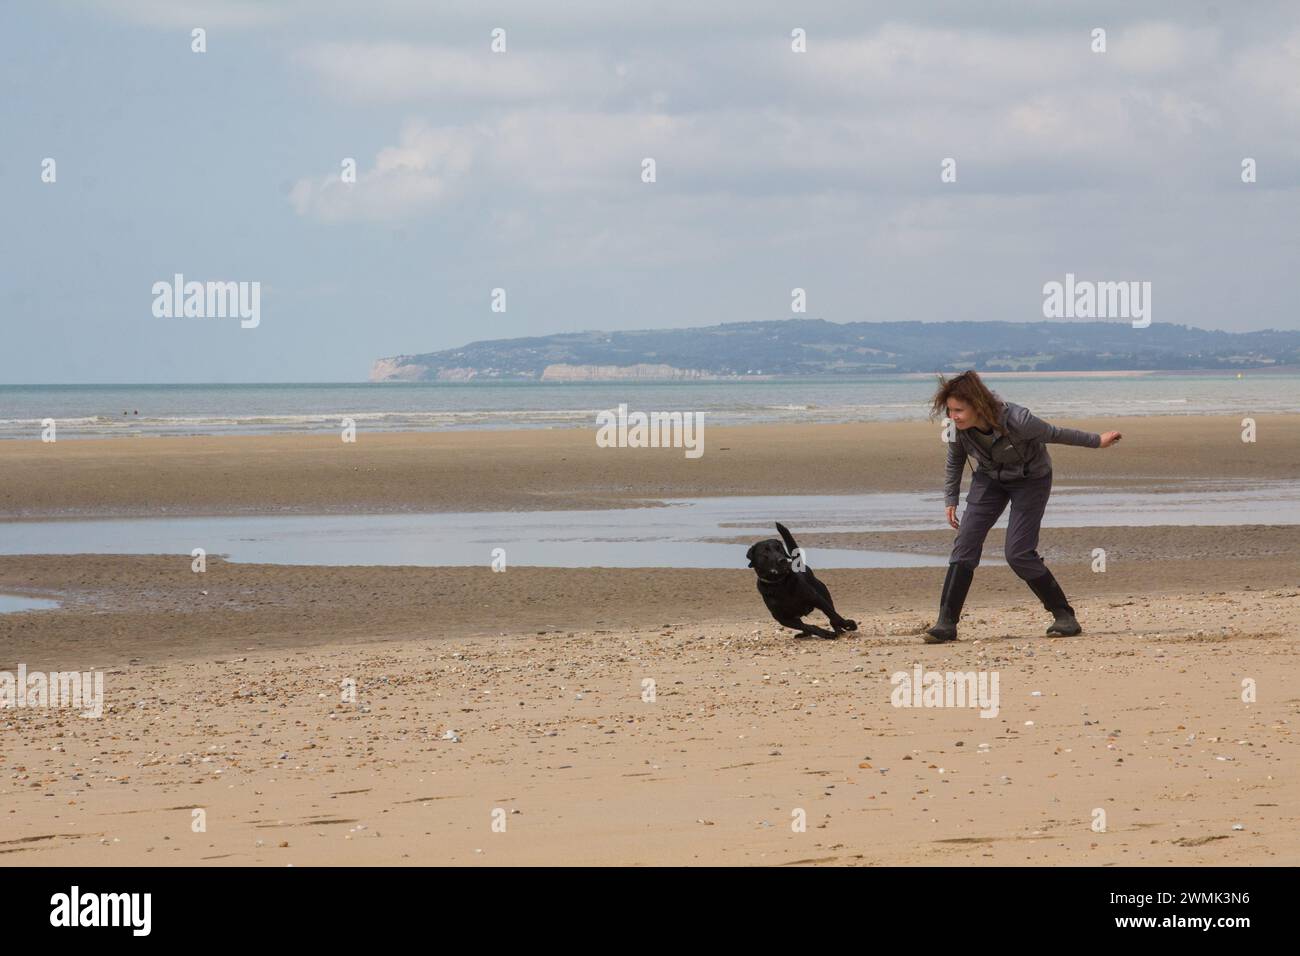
775;522;799;555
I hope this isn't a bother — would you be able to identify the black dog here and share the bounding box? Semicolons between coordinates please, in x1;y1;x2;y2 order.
746;522;857;639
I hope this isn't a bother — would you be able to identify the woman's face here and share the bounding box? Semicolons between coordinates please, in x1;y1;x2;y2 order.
946;397;981;430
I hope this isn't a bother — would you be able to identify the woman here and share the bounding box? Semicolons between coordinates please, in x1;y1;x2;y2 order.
925;370;1122;644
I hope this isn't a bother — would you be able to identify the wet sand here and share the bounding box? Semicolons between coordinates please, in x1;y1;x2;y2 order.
0;533;1296;667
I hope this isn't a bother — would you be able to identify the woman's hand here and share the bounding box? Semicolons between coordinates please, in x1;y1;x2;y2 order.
946;505;960;530
1099;431;1122;448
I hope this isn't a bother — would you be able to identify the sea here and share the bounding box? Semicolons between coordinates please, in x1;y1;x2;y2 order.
1;372;1298;440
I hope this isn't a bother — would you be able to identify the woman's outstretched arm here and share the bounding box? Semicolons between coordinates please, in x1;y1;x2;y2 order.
1011;405;1120;448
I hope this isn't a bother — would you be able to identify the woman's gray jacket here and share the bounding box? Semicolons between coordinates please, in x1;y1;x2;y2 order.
944;401;1101;506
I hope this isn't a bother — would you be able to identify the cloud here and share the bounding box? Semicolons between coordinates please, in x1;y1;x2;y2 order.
285;18;1300;233
86;0;284;28
289;120;477;222
294;43;619;105
1228;29;1300;117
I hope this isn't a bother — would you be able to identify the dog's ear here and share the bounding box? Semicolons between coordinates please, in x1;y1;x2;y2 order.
745;542;758;567
775;522;799;555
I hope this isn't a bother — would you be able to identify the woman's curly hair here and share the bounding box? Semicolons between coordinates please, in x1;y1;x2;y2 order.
928;369;1006;434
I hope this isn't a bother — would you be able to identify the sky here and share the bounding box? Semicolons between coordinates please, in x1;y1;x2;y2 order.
3;0;1298;383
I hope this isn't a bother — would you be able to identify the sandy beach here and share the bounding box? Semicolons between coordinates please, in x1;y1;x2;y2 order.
2;414;1298;518
1;415;1297;865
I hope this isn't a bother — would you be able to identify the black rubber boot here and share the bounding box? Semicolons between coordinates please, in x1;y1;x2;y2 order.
925;562;974;643
1026;571;1082;636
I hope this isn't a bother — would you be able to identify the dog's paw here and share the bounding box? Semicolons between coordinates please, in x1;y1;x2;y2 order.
838;619;858;632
